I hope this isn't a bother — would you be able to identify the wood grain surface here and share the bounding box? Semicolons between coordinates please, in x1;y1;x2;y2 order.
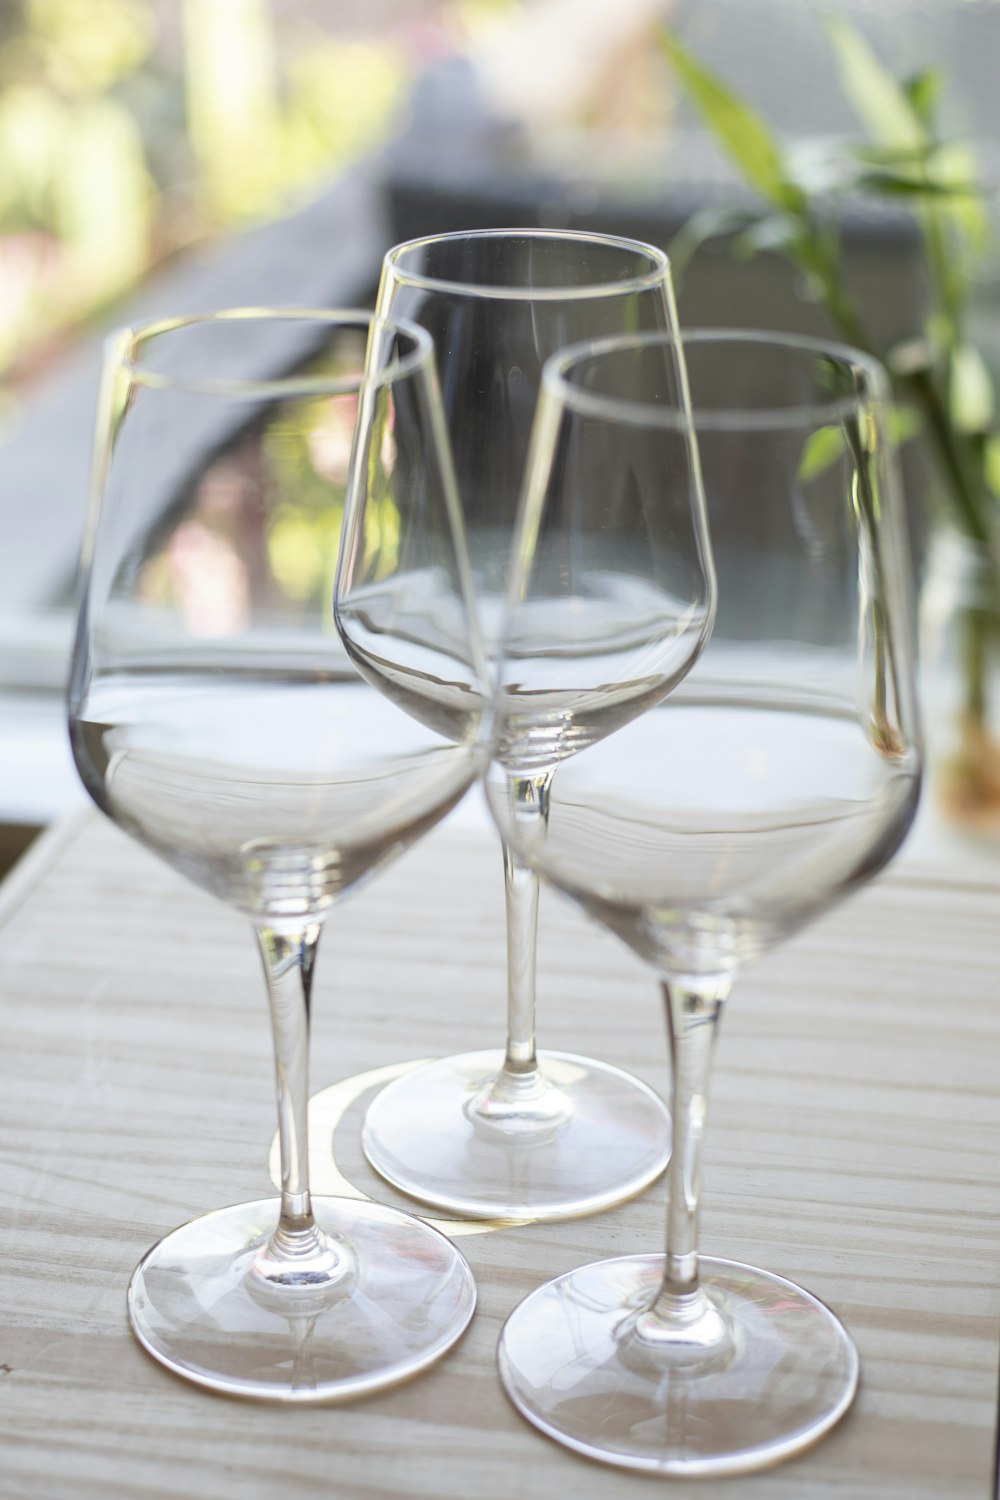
0;809;996;1499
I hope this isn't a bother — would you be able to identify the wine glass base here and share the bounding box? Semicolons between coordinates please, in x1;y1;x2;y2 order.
498;1254;859;1476
128;1196;476;1402
361;1050;670;1220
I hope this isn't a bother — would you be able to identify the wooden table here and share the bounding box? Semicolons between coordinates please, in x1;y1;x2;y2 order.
0;805;997;1499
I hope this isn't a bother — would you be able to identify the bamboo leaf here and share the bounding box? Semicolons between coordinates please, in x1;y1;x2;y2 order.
854;168;981;199
798;425;845;483
852;142;940;168
668;204;769;278
784;138;856;195
984;433;1000;499
661;30;799;209
733;212;803;260
798;405;920;486
824;15;925;149
826;22;989;301
931;140;992;252
889;405;922;447
902;69;943;129
950;344;995;433
787;140;978;199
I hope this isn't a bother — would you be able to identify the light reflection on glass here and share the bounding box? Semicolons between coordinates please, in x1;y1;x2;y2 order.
133;375;406;635
167;518;250;636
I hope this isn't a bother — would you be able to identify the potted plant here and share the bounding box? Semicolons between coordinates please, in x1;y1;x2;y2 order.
663;17;1000;834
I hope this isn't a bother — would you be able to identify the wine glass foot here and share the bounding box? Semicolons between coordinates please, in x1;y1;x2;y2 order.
127;1196;476;1402
497;1253;858;1476
361;1049;670;1220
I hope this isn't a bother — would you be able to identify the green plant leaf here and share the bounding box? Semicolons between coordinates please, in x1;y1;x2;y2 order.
667;203;769;278
854;168;981;199
984;434;1000;499
785;140;978;200
826;19;989;313
931;140;992;253
798;425;845;482
824;15;925;149
797;406;920;487
784;138;856;195
732;212;803;259
661;29;799;210
889;404;922;447
950;343;995;433
902;69;943;130
852;142;940;168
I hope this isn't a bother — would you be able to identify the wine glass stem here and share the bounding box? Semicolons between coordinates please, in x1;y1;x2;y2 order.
502;771;554;1075
659;978;728;1297
502;844;540;1072
255;920;321;1238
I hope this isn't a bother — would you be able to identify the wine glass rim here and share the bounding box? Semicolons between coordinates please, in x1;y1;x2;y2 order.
544;328;893;431
381;229;670;301
109;307;434;396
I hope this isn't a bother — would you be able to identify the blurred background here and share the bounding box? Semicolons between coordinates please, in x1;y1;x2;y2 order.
1;0;999;865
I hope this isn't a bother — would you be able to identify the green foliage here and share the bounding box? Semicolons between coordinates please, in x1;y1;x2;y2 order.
797;407;922;486
26;0;155;96
660;32;801;212
663;16;997;544
180;0;406;225
823;15;924;151
903;69;944;130
985;435;1000;499
0;0;411;387
798;425;846;484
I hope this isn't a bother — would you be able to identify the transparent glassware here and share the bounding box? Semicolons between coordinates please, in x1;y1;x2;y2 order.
363;228;688;1219
68;309;487;1401
920;524;1000;837
486;331;923;1474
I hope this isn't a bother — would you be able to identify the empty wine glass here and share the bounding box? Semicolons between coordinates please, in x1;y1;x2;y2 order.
487;330;922;1474
68;309;486;1401
363;228;692;1219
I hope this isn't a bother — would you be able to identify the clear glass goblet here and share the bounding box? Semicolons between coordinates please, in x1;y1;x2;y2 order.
487;331;922;1474
363;228;693;1219
68;309;486;1402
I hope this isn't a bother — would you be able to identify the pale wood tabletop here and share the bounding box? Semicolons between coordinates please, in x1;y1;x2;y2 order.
0;806;997;1499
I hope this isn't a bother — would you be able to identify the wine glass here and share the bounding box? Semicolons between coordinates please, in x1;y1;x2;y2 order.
68;309;486;1402
362;228;693;1220
486;330;922;1474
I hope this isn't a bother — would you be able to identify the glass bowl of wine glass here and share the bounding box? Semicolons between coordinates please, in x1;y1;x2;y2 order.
487;329;922;1474
68;308;487;1402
